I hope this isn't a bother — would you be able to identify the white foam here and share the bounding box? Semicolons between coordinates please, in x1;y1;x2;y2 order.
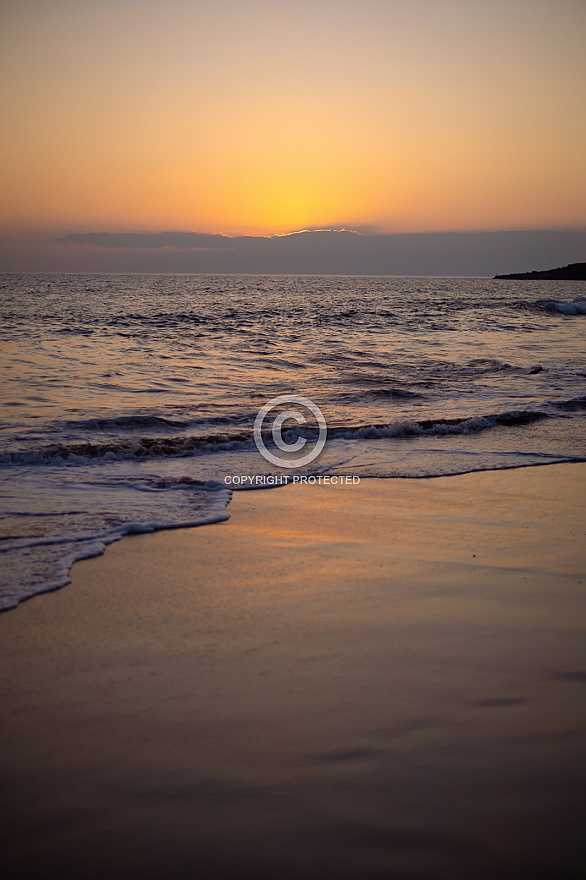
0;464;231;610
539;298;586;315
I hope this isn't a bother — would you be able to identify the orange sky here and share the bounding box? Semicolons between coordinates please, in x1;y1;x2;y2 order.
1;0;585;238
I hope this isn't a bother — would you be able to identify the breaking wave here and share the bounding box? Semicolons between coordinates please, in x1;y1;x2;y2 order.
4;403;583;468
536;298;586;316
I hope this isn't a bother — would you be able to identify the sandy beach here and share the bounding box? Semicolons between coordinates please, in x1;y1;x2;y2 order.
1;463;585;879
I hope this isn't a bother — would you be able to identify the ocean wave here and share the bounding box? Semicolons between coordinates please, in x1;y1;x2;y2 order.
109;311;211;327
1;406;570;468
0;431;255;466
329;388;426;404
54;412;257;434
536;298;586;316
459;358;546;375
326;410;548;440
62;414;192;431
465;358;515;372
554;395;586;411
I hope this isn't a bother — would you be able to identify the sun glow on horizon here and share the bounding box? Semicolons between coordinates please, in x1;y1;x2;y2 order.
1;0;585;243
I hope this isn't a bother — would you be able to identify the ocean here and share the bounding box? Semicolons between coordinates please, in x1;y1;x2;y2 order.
1;273;585;611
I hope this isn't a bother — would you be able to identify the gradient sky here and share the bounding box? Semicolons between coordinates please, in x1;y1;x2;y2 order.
1;0;585;248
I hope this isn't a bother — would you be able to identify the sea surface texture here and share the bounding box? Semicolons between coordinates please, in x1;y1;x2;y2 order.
1;273;585;609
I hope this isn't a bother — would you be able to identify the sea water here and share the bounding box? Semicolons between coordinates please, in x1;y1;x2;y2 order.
1;273;585;609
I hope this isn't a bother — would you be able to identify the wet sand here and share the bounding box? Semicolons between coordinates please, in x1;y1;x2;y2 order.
1;464;585;879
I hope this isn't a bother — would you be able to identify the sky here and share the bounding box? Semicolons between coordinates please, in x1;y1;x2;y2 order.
1;0;585;272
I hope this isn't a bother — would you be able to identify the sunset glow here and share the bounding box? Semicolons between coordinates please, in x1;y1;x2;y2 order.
1;0;585;253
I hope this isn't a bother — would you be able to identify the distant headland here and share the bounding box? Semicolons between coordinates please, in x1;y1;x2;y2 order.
495;262;586;280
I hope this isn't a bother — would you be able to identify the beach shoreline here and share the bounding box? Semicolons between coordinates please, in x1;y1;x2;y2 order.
1;463;585;879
